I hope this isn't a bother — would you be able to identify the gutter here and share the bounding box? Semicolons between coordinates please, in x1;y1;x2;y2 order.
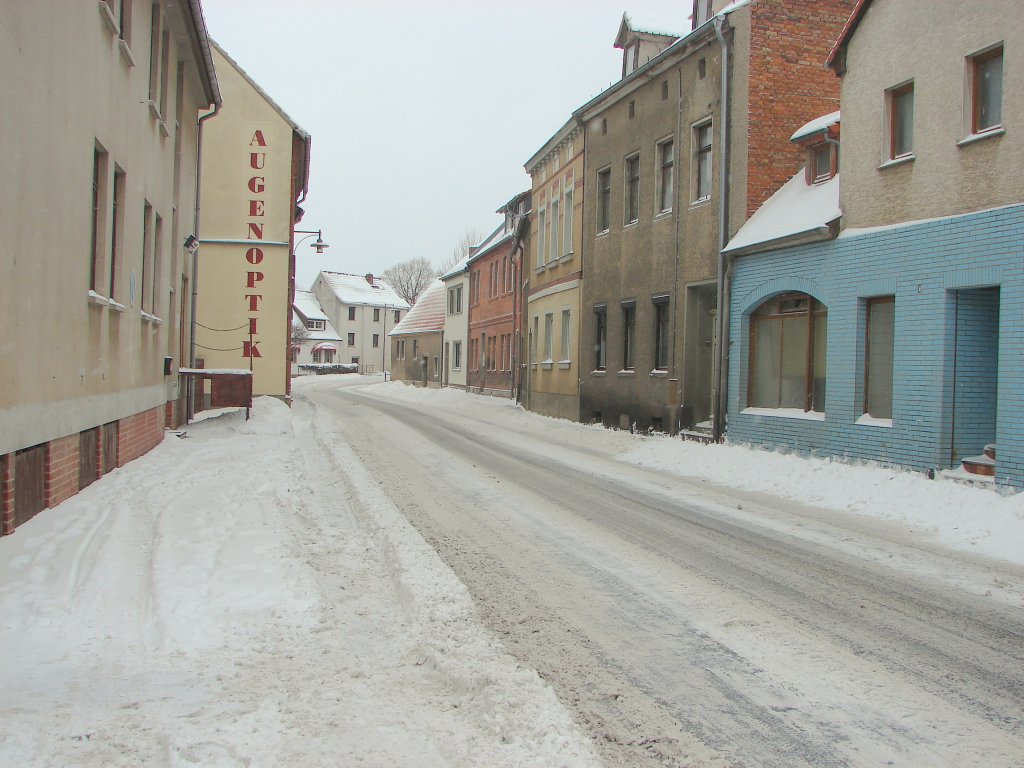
711;15;732;443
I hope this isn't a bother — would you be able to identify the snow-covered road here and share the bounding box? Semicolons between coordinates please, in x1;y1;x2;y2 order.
311;377;1024;768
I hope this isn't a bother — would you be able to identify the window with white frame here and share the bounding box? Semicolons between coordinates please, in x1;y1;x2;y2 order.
448;284;463;314
658;139;674;212
694;122;712;201
348;306;356;321
563;184;574;255
538;207;547;267
347;332;355;346
452;340;462;370
543;312;554;362
549;194;560;263
560;309;571;362
306;319;325;331
624;153;640;224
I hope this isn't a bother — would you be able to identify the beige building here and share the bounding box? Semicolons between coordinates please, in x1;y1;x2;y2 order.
441;259;470;389
0;0;219;532
390;281;447;386
523;118;584;420
828;0;1023;228
195;42;311;399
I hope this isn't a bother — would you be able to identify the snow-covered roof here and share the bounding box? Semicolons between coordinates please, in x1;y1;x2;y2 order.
467;228;514;266
617;11;683;42
292;290;328;322
389;280;446;336
440;256;470;281
319;271;410;309
791;111;840;143
724;171;841;256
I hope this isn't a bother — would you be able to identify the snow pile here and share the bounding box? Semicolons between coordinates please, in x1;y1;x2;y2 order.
0;394;600;768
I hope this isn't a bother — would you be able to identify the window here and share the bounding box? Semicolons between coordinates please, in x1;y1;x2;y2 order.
347;332;355;346
888;82;914;159
694;122;712;201
324;349;335;364
661;80;669;100
597;168;611;233
694;0;712;27
653;297;670;370
373;307;380;321
351;356;359;365
625;154;640;224
151;213;162;315
312;348;323;364
306;319;325;331
141;202;153;311
538;207;547;267
544;313;554;361
452;340;462;370
628;100;635;119
658;140;674;212
864;297;895;419
560;309;571;362
118;0;133;45
90;145;109;292
530;317;538;364
373;333;380;348
594;307;607;371
563;186;574;255
291;346;299;363
109;166;125;299
147;4;161;106
749;292;827;412
971;46;1003;133
348;306;356;321
448;285;463;314
394;309;401;323
550;196;560;262
622;302;636;370
413;339;419;358
397;340;405;360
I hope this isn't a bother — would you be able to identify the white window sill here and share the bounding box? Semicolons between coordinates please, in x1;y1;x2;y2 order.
649;369;668;377
118;39;136;68
617;369;636;377
741;407;825;421
97;1;119;34
558;360;571;370
958;127;1004;147
654;209;672;220
878;154;914;170
596;229;610;239
591;369;606;376
88;290;110;306
856;414;892;428
109;298;128;312
689;196;711;209
541;361;553;370
159;120;170;139
623;220;639;230
141;311;163;325
148;100;162;121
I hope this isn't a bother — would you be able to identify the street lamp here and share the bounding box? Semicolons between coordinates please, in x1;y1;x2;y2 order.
294;228;330;254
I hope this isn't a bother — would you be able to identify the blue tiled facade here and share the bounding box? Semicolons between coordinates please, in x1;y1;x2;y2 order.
727;204;1024;488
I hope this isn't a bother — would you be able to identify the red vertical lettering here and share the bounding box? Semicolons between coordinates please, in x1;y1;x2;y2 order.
249;317;258;335
243;341;262;358
250;153;266;170
245;247;264;265
245;294;263;311
249;200;265;217
248;176;265;193
249;131;267;147
247;223;264;240
246;271;264;288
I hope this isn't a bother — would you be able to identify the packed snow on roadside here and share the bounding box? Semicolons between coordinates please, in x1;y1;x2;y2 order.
0;393;600;768
362;380;1024;568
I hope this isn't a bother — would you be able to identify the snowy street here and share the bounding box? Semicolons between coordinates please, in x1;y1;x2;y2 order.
2;374;1023;767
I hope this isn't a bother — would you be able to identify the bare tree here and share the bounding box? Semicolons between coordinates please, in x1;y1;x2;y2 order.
382;257;436;306
291;321;311;347
436;228;483;276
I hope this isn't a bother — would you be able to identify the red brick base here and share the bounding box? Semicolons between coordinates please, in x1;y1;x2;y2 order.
1;404;166;536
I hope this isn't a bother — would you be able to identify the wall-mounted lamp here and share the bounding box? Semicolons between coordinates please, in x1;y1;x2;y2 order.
295;228;330;255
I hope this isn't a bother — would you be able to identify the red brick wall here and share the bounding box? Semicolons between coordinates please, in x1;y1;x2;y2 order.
46;434;80;508
745;0;857;218
1;454;12;536
467;238;517;393
117;406;163;467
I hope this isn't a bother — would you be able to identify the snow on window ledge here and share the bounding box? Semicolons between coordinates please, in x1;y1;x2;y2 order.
88;290;110;306
617;369;636;377
878;154;914;170
558;360;571;370
649;369;668;377
97;1;119;34
118;38;136;68
141;311;164;325
855;413;892;428
108;298;128;312
741;406;825;421
541;361;553;370
591;369;606;377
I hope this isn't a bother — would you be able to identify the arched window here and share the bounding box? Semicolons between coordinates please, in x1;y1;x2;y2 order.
748;292;827;411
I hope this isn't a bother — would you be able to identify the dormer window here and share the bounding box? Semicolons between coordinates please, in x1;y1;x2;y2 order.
809;142;838;184
306;319;325;331
693;0;713;28
791;112;840;185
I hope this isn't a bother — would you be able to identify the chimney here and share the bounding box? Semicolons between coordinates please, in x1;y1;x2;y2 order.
365;273;375;285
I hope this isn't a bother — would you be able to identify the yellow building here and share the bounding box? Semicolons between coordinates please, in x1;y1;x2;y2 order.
523;118;585;420
0;0;219;533
195;42;311;399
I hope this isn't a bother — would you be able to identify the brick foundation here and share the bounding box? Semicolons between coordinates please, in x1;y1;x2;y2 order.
117;406;164;467
46;434;80;508
1;454;13;536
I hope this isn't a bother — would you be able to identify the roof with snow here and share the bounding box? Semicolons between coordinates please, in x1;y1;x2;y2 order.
791;111;841;143
389;280;446;337
724;171;841;256
319;271;410;309
440;256;470;281
615;11;683;46
291;291;342;343
292;290;328;322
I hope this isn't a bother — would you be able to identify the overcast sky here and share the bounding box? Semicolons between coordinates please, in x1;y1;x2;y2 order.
201;0;695;289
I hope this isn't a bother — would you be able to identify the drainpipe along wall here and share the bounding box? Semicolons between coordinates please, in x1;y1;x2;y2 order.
712;15;732;443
